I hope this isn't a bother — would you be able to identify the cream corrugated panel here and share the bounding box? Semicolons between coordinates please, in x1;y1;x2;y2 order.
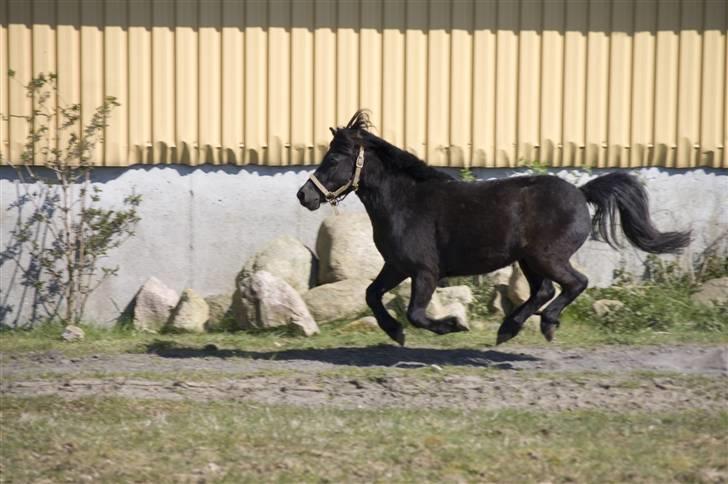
313;0;336;162
33;0;55;159
3;0;727;169
427;0;450;166
562;1;587;167
701;0;726;168
518;0;541;166
678;1;703;168
8;0;31;163
586;0;611;168
450;0;472;168
541;1;564;167
654;0;680;168
404;0;427;160
221;0;245;165
609;1;633;169
128;2;152;165
290;0;314;165
151;0;175;164
381;0;405;147
0;1;7;163
175;1;197;165
244;1;266;165
631;0;656;168
360;0;382;132
268;0;290;167
199;0;222;165
471;0;497;167
336;1;358;129
495;0;519;167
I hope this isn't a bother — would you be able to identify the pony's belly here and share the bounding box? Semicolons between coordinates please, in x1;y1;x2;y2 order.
443;254;515;278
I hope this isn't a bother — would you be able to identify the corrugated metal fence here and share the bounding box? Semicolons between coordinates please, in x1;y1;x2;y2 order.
1;0;726;168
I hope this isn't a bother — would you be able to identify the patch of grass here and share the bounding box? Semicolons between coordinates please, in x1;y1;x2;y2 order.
1;395;726;483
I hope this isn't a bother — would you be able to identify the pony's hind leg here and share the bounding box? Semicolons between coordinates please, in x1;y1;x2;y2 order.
366;263;408;345
532;259;588;341
407;271;469;335
496;260;556;345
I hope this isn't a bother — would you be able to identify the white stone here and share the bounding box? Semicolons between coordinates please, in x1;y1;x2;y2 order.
239;235;316;295
316;213;384;284
235;271;319;336
132;277;179;332
592;299;625;317
303;278;372;324
62;324;85;342
691;277;728;307
167;289;209;333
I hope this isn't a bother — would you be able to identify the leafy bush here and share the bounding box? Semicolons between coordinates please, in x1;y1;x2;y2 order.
1;72;141;325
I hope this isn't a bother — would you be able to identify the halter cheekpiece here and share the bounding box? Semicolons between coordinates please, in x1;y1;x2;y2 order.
308;146;365;208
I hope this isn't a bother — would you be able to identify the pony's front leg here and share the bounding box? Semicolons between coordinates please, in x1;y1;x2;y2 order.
366;264;407;346
407;271;470;335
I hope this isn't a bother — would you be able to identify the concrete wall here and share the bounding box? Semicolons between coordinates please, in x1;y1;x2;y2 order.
1;166;726;327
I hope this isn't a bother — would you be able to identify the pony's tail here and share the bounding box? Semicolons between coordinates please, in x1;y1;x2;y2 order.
579;172;691;254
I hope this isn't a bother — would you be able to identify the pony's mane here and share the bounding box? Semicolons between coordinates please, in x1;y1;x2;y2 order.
335;110;454;182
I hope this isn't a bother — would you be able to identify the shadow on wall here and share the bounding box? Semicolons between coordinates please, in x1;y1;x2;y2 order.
9;0;711;34
0;181;64;327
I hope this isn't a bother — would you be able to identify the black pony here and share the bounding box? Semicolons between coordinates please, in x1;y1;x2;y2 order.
297;111;691;345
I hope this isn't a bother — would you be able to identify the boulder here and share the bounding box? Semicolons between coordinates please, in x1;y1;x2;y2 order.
62;324;85;342
204;294;234;331
488;266;513;286
235;271;319;336
239;235;316;295
488;285;511;316
316;213;384;284
437;285;474;307
303;278;372;324
384;280;470;327
507;263;530;306
341;316;380;333
691;277;728;307
133;277;179;332
592;299;625;317
166;289;209;333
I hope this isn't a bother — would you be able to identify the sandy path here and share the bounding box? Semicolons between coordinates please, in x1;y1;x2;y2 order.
2;344;726;411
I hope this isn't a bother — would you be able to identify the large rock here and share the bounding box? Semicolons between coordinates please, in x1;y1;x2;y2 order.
204;294;234;331
303;278;372;324
691;277;728;307
133;277;179;332
166;289;209;333
592;299;625;317
62;325;85;342
507;263;531;306
239;235;316;295
316;213;384;284
385;280;471;327
235;271;319;336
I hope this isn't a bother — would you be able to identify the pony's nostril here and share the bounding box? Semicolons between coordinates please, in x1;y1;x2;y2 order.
297;189;305;202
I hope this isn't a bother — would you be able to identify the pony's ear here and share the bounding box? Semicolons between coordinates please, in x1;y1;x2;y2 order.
329;127;337;137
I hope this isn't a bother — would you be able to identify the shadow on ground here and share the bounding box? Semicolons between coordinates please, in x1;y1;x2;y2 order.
145;340;541;369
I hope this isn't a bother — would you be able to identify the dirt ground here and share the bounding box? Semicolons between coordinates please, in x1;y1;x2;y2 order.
2;344;726;412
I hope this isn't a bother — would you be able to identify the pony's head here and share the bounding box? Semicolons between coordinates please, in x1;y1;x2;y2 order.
297;110;372;211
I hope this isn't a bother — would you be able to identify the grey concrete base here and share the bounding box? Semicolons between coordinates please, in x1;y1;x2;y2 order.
1;165;726;327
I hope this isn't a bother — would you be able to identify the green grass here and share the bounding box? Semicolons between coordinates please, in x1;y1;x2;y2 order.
1;396;726;483
1;305;726;359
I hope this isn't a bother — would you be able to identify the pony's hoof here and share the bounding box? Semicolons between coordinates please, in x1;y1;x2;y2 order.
496;330;514;345
388;328;406;346
540;321;559;342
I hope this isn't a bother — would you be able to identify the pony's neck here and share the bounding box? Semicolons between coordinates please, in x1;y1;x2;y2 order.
355;150;414;223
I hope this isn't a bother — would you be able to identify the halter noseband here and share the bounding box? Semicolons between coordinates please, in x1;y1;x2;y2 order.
308;146;365;208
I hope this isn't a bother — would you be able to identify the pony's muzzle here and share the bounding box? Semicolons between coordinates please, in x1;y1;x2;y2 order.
297;181;322;211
